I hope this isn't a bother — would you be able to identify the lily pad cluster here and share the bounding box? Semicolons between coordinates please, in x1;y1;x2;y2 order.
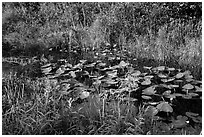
41;58;202;127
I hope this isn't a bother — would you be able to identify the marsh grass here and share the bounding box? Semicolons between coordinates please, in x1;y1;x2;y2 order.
2;2;202;135
2;72;146;135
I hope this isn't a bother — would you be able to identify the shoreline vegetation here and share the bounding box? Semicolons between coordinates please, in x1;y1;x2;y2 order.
2;2;202;135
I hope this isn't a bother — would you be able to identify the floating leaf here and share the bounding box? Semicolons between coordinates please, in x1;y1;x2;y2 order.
142;95;152;100
175;80;183;83
173;93;183;97
188;93;199;97
143;66;152;70
182;95;192;99
141;79;151;85
183;70;191;75
182;83;194;90
142;85;157;95
148;102;159;105
186;78;194;82
168;84;179;88
191;116;202;123
161;77;175;83
171;115;188;128
163;90;171;96
165;94;176;100
131;70;141;77
153;66;165;71
144;75;154;79
85;62;96;68
158;73;168;78
195;86;202;92
167;67;175;71
175;73;184;79
192;80;202;85
186;112;199;117
156;102;173;113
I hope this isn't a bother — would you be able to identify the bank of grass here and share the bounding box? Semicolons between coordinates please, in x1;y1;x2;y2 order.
2;63;202;135
120;19;202;80
2;71;144;135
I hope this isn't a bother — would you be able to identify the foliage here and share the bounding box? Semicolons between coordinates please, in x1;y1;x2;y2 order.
2;2;202;135
2;51;202;134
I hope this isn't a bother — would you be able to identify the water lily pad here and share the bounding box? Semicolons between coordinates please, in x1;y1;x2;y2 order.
182;95;192;99
185;78;194;82
165;78;175;82
195;86;202;92
85;62;96;68
182;83;194;90
186;112;199;117
141;79;151;85
188;92;199;97
183;70;191;75
156;102;173;113
142;95;152;100
144;75;154;79
142;85;157;95
185;112;201;123
175;80;183;83
131;70;141;77
148;102;159;105
175;72;184;79
192;80;202;85
171;115;188;128
163;90;171;96
192;116;202;123
168;85;179;88
158;73;168;78
152;66;165;71
143;66;152;70
173;93;183;97
167;67;175;71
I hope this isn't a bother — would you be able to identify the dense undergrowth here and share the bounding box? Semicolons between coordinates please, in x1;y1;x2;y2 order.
2;2;202;135
2;53;202;135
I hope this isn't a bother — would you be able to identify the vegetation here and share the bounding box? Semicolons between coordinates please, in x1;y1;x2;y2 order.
2;2;202;135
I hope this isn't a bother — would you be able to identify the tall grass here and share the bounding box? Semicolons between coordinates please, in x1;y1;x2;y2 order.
2;72;147;135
